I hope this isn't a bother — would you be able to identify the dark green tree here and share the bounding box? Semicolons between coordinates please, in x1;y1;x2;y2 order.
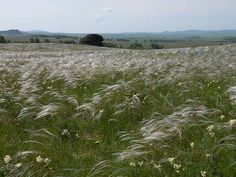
35;38;40;43
79;34;104;46
30;38;35;43
0;36;7;43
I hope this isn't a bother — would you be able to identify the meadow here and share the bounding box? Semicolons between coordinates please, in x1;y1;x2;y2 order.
0;43;236;177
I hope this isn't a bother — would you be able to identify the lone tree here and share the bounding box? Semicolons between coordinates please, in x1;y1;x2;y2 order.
0;36;7;43
79;34;104;46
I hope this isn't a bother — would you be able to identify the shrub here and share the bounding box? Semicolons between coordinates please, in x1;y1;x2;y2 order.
79;34;104;46
151;43;164;49
129;41;144;49
44;39;51;43
35;38;40;43
0;36;7;43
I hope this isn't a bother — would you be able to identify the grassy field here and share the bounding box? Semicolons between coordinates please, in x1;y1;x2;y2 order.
104;38;231;49
0;43;236;177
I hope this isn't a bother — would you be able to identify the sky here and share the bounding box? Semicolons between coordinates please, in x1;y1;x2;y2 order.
1;0;236;33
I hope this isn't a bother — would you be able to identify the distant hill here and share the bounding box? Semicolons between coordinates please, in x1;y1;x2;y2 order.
26;30;56;35
103;30;236;39
1;29;236;40
0;29;25;36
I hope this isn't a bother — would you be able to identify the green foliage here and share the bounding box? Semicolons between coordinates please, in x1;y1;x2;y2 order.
79;34;104;46
44;39;51;43
150;43;164;49
0;36;7;43
128;41;144;49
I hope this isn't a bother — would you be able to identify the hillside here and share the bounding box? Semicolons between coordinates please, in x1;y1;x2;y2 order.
0;29;25;36
0;43;236;176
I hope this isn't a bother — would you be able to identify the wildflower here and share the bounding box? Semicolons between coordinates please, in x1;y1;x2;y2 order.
206;125;214;132
153;164;161;171
168;157;175;165
220;115;225;120
44;158;51;165
99;109;104;113
229;119;236;127
36;155;44;163
95;140;100;144
129;162;136;167
190;142;194;149
201;171;207;177
15;163;22;168
206;125;215;137
138;161;143;167
61;129;70;136
173;164;181;173
205;154;211;158
4;155;12;164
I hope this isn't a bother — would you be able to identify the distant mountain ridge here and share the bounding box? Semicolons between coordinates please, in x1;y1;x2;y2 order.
1;29;236;39
0;29;25;36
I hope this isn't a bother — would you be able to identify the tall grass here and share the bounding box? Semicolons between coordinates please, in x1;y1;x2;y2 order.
0;43;236;176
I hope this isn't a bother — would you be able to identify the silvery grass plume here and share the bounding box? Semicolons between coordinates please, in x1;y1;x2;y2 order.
114;104;221;166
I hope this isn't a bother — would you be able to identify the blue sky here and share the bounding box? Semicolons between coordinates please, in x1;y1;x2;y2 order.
1;0;236;33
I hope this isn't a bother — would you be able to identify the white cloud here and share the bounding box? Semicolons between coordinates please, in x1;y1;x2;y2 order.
102;7;114;13
94;7;114;25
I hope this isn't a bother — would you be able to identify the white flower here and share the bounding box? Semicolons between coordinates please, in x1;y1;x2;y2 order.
206;125;215;137
4;155;12;164
15;163;22;168
201;171;207;177
205;154;211;158
44;158;51;165
153;164;161;171
129;162;136;167
61;129;70;136
220;115;225;120
206;125;214;132
138;161;143;167
168;157;175;164
173;164;181;173
190;142;194;149
229;119;236;127
36;155;44;163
